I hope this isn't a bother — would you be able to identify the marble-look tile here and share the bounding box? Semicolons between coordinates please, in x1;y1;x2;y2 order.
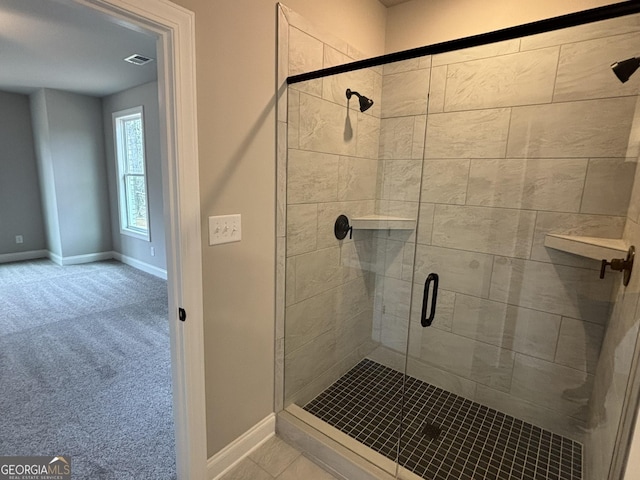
289;27;323;76
433;39;520;66
383;58;422;75
580;158;636;216
407;356;477;400
316;200;375;249
409;286;455;332
507;97;637;158
380;160;423;202
452;294;561;361
286;256;296;307
379;238;411;280
288;89;300;149
322;46;375;112
530;211;626;269
287;149;339;204
337;157;378;202
379;116;415;160
355;113;380;160
277;122;288;238
285;288;336;353
278;455;338;480
421;159;470;205
554;32;640;102
340;238;377;273
337;273;376;321
249;436;301;477
293;247;361;303
299;93;357;156
629;166;640;225
625;95;640;161
555;317;605;374
285;6;350;58
466;158;588;212
275;337;284;412
419;327;515;392
414;245;494;298
510;354;593;418
379;312;409;353
411;116;427;159
425;108;510;159
373;200;420;244
287;204;318;257
431;204;536;259
220;458;272;480
444;48;558;111
428;66;447;114
416;202;435;246
378;276;412;320
489;257;614;325
381;69;430;118
520;13;640;51
336;309;374;360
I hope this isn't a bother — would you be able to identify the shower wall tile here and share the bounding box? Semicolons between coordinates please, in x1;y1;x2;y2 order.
285;329;336;401
379;313;409;352
276;236;286;340
381;238;411;280
432;38;520;66
530;211;625;269
336;309;374;360
381;69;430;118
298;93;357;156
288;90;299;149
431;204;536;259
286;256;296;307
285;287;336;353
287;149;339;204
466;158;588;212
444;48;558;111
378;276;411;320
489;256;614;324
506;97;637;158
416;202;435;246
288;28;323;76
379;116;415;159
553;32;640;102
580;158;636;216
428;66;447;114
627;154;640;224
316;200;375;249
510;354;592;419
340;238;378;273
555;317;605;374
277;121;288;238
452;294;561;362
409;286;456;332
380;160;423;201
337;157;378;201
414;245;494;298
421;159;470;205
425;108;510;158
287;204;318;256
355;113;380;160
411;116;427;159
418;327;515;392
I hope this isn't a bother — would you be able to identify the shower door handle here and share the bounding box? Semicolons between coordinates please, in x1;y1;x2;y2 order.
421;273;439;327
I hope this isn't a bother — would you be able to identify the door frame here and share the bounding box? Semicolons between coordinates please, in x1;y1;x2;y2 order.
71;0;207;478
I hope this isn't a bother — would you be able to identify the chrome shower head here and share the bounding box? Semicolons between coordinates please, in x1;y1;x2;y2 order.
346;88;374;112
611;57;640;83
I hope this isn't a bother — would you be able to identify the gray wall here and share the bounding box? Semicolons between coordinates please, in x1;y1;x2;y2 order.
0;91;46;256
30;88;112;260
102;81;166;271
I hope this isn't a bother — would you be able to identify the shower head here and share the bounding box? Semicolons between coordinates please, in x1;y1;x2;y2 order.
611;57;640;83
346;88;374;112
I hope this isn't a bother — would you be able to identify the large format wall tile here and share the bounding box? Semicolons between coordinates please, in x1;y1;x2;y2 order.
555;317;605;374
289;27;323;76
286;287;336;353
414;245;494;298
507;97;637;158
554;32;640;102
489;257;614;324
580;158;636;216
285;329;336;400
337;156;378;201
316;200;375;249
379;116;417;159
381;69;430;117
287;149;339;204
425;108;510;158
380;160;423;201
452;295;561;361
322;46;376;111
431;204;536;258
356;113;381;160
421;159;470;205
433;39;520;67
407;355;478;400
428;66;447;114
287;204;318;256
444;48;558;111
466;158;588;212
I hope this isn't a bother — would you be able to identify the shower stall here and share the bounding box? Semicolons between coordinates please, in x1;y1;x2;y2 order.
277;3;640;479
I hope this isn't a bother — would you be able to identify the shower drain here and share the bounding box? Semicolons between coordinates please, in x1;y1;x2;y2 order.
421;422;442;441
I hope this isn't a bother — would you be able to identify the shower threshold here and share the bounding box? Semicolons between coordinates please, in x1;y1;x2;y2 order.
301;358;582;480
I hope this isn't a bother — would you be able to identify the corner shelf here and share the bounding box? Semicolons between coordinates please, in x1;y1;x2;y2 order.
544;234;629;261
351;215;416;230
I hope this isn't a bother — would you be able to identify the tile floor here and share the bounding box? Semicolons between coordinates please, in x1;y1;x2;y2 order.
220;435;339;480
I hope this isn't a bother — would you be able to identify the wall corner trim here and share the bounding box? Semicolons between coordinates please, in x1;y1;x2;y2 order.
207;413;276;480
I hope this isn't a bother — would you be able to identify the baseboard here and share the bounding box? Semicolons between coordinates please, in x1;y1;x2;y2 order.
207;413;276;480
48;251;113;266
112;252;167;279
0;250;48;264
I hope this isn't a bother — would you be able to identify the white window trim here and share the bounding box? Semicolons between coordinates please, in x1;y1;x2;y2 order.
113;105;151;241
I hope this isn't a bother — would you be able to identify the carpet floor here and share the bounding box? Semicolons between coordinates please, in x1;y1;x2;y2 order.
0;259;176;479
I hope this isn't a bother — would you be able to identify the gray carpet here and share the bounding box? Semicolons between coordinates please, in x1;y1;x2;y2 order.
0;259;176;479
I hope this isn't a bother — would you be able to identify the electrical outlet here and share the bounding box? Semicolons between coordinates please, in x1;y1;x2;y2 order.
150;246;155;257
15;235;23;244
208;214;241;246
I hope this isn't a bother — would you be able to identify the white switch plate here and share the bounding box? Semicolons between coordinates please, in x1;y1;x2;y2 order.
209;214;241;246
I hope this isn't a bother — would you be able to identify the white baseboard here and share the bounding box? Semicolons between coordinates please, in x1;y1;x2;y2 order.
208;413;276;480
0;250;48;264
49;251;113;266
112;252;167;279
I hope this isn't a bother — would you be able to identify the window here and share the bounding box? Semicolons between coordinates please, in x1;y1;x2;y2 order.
113;106;150;240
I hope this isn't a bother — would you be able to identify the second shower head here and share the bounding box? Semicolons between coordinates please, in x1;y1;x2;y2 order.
346;88;374;112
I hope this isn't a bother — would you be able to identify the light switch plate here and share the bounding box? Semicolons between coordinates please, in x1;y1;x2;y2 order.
209;214;241;245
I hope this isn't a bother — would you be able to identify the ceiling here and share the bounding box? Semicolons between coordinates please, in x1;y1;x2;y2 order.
379;0;414;7
0;0;157;97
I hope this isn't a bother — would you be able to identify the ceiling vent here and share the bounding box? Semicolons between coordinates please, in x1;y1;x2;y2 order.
124;54;154;66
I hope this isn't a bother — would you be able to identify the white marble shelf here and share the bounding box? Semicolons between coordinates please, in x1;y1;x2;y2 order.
351;215;416;230
544;234;629;261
